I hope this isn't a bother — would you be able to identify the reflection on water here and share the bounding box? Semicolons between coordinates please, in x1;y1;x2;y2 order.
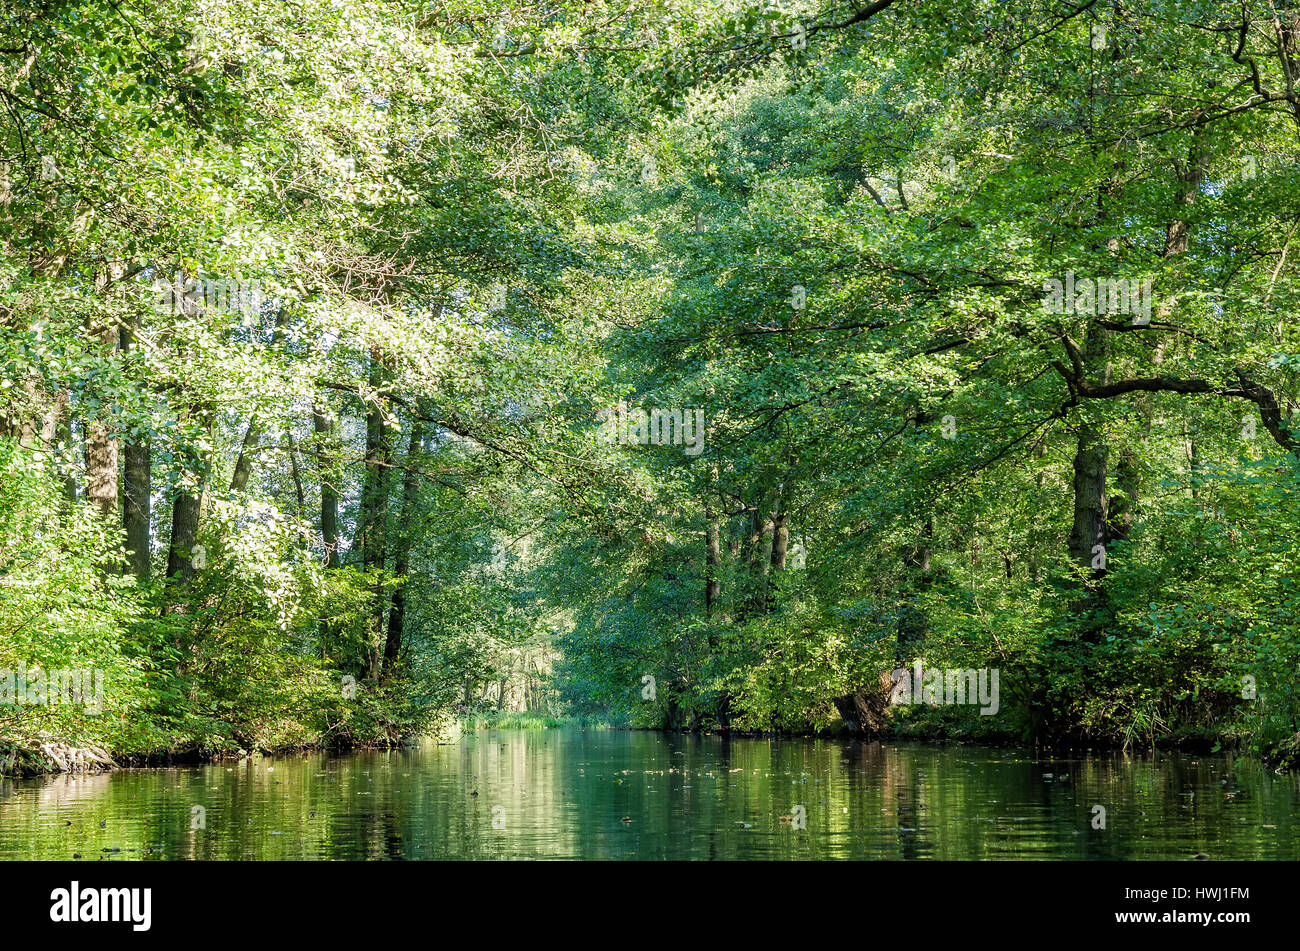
1;729;1297;860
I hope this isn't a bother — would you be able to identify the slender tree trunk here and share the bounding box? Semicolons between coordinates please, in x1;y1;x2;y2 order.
229;421;262;495
704;468;730;728
759;518;773;577
84;413;119;517
13;374;40;448
123;438;151;579
55;398;77;503
766;495;790;614
360;350;394;681
229;312;289;495
1067;324;1110;580
1028;442;1047;583
384;417;425;680
39;388;61;448
312;404;341;568
286;430;307;544
769;510;789;573
1108;449;1138;544
311;402;341;662
705;514;721;618
737;498;766;619
40;388;77;503
119;321;151;580
742;503;764;572
84;305;119;519
164;407;213;614
705;465;723;617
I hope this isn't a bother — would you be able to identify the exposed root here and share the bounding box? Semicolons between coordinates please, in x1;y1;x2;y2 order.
0;732;115;776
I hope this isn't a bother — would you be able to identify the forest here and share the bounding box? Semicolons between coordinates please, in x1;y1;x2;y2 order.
2;0;1299;775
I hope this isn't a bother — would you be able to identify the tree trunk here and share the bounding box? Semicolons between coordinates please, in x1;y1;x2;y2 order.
84;412;119;518
1107;448;1138;544
705;514;721;618
737;499;766;619
384;417;424;681
229;420;262;495
832;671;895;737
13;374;40;448
55;396;77;503
119;322;151;580
312;404;341;568
229;312;290;495
123;438;151;580
164;407;212;611
84;313;119;518
1067;422;1108;576
286;430;307;545
1067;323;1110;580
311;402;342;662
769;510;789;573
360;350;394;681
165;489;201;584
1029;442;1047;582
764;506;789;613
742;503;764;573
705;463;722;617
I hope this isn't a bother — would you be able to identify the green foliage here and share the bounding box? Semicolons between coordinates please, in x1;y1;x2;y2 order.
3;0;1299;772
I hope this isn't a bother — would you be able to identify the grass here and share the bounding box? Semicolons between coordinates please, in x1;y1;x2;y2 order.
460;711;615;732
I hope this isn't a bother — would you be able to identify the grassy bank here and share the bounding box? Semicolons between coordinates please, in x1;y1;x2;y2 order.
460;712;616;732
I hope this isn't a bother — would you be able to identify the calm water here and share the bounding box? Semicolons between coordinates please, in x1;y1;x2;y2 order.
1;729;1297;860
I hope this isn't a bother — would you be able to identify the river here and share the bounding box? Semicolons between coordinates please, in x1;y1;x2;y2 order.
1;728;1297;859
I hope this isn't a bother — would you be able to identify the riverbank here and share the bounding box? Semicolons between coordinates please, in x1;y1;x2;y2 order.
0;711;614;776
0;735;116;777
0;724;443;778
645;696;1300;770
6;706;1294;777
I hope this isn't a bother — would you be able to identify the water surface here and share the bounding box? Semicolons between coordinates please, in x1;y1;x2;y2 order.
1;729;1297;859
